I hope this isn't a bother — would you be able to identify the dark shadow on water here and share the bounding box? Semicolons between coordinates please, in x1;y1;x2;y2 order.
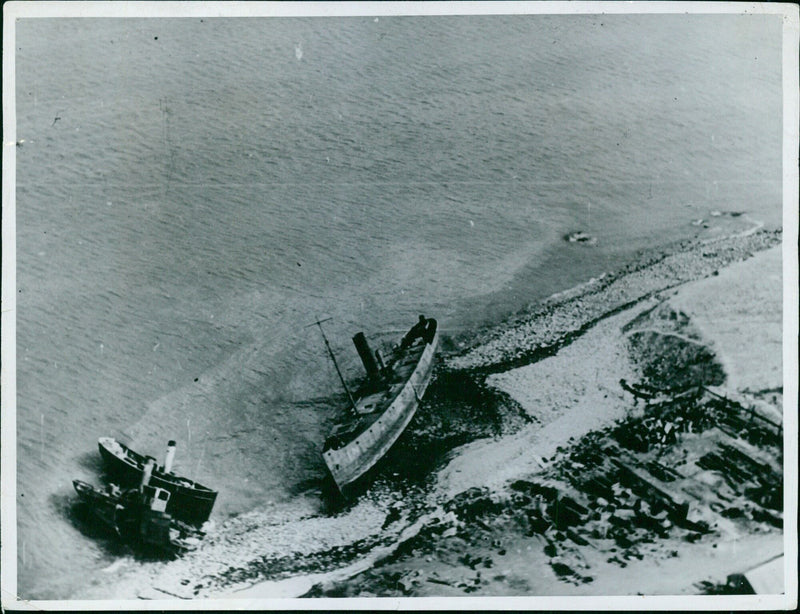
50;490;185;563
285;473;356;516
49;491;131;558
75;450;104;474
380;369;526;485
320;474;355;515
289;476;325;497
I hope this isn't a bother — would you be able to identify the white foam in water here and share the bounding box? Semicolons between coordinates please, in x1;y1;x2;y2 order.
101;559;130;575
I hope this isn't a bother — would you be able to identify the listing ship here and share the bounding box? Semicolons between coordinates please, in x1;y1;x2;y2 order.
317;315;439;493
98;437;217;525
72;457;203;554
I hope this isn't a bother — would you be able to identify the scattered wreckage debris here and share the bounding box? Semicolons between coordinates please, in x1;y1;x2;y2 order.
259;376;783;599
332;379;784;596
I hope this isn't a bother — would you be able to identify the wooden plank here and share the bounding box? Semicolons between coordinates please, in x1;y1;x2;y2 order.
610;458;690;522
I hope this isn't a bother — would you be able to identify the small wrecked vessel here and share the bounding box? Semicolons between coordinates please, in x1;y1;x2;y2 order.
564;230;597;245
316;315;439;493
73;458;203;554
97;437;217;525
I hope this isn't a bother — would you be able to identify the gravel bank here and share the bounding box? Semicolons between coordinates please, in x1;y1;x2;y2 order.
304;232;786;599
72;226;785;602
448;227;780;374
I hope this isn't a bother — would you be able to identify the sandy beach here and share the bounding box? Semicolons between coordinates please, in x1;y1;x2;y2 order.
437;233;783;500
295;233;786;600
10;6;794;603
70;222;787;601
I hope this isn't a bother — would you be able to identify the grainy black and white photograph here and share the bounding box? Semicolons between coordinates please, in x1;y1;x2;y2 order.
2;1;797;609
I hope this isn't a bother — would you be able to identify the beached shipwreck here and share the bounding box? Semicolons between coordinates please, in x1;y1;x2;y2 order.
98;437;217;525
72;460;203;555
316;316;439;493
73;438;215;555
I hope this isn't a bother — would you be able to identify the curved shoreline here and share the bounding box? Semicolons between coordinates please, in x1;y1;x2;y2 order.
73;225;785;601
447;226;780;374
300;235;784;600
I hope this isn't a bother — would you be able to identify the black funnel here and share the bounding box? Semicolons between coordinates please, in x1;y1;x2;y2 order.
353;332;380;380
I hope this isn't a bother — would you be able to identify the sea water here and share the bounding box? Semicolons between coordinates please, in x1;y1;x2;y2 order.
13;14;782;598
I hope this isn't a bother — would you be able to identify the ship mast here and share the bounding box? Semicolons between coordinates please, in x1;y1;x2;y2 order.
308;317;358;413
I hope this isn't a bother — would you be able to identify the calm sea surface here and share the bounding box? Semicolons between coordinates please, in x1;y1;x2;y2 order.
14;14;782;598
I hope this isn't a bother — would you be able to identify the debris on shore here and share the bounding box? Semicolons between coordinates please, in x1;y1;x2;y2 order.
302;239;784;598
306;387;783;597
71;230;784;600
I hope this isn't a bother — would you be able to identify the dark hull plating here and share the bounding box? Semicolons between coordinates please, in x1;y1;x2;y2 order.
97;438;216;525
322;321;439;492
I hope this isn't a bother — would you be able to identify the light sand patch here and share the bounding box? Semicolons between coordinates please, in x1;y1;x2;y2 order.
438;246;783;502
667;246;782;395
436;299;659;499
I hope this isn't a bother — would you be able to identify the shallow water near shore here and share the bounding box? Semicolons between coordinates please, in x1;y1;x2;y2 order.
13;14;783;598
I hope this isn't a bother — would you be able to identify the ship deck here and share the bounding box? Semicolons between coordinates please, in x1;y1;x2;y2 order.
323;340;427;452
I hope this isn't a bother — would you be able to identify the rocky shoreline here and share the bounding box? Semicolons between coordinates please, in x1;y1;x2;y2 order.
449;225;779;375
301;230;785;599
310;386;783;598
73;223;785;601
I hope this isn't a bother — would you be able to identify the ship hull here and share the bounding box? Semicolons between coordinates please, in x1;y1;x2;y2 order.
72;480;201;554
97;438;217;525
323;326;438;491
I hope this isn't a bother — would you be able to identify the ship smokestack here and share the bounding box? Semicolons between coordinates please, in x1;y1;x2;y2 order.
140;457;156;492
164;440;176;473
352;332;380;380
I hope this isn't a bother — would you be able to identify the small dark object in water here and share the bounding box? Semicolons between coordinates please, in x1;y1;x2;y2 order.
564;231;597;245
